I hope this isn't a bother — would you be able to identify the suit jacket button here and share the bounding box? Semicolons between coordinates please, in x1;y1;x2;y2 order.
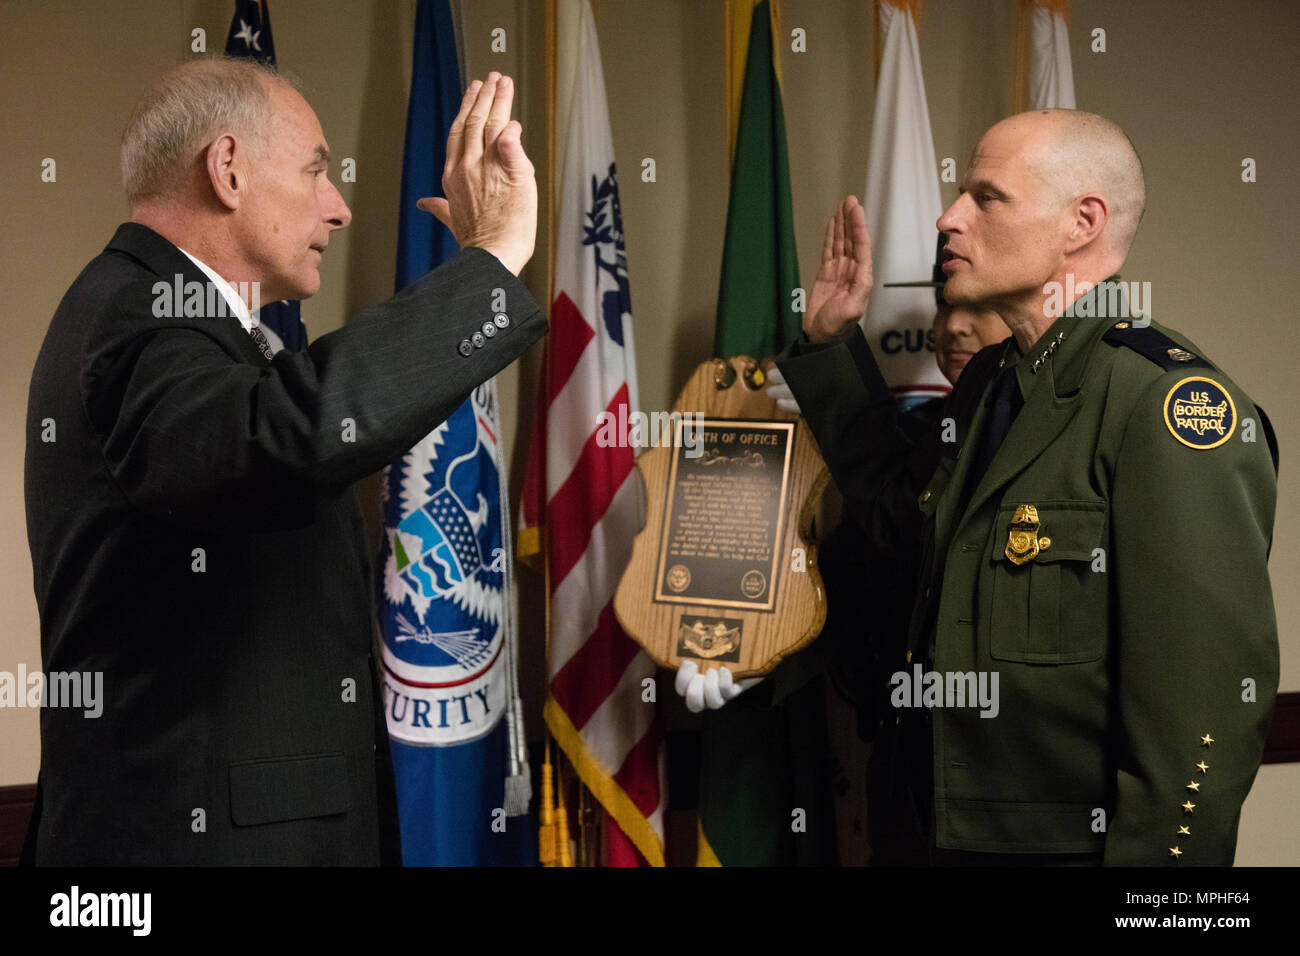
458;338;473;356
472;331;486;348
482;320;497;338
494;313;510;329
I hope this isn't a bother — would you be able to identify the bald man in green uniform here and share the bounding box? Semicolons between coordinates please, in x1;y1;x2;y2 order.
778;109;1278;865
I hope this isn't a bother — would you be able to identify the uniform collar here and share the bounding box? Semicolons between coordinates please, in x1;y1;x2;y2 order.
1008;277;1131;396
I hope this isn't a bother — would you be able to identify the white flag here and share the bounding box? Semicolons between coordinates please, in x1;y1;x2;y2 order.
1029;3;1076;109
860;0;947;402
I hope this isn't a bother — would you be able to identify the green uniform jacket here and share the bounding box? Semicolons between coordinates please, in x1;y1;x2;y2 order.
779;283;1278;865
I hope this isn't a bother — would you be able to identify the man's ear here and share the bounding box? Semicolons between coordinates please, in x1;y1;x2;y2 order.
206;134;242;211
1065;193;1108;254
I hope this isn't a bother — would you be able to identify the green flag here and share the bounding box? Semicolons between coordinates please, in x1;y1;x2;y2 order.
713;0;801;359
698;0;837;867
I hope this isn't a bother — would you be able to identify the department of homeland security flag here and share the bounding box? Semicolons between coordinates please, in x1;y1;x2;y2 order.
377;0;534;867
860;0;946;402
224;0;308;353
517;0;665;866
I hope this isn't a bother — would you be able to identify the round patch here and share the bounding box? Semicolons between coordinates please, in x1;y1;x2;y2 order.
1163;376;1236;450
666;564;691;593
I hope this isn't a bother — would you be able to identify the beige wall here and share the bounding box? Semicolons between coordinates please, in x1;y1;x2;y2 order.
2;0;1295;862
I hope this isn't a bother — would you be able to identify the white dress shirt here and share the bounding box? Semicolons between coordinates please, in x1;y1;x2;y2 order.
178;247;284;354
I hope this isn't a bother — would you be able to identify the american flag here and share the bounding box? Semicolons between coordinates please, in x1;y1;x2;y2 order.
518;0;665;866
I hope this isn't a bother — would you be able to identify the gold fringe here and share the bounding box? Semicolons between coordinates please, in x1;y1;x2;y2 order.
544;696;666;866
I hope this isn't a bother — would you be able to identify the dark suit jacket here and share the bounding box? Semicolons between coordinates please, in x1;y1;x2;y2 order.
24;222;546;864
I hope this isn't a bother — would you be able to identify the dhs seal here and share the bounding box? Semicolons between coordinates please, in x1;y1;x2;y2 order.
379;387;507;746
1164;376;1236;450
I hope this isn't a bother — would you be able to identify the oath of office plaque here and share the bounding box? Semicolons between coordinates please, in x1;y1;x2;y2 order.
652;417;794;612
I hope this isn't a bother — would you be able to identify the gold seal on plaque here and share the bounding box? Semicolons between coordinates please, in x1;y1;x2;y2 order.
1005;504;1041;566
740;569;767;599
666;564;691;593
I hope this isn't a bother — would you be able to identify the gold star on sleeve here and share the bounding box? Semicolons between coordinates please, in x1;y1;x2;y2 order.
1196;761;1209;774
1182;800;1196;814
1186;780;1201;792
1177;826;1190;836
1169;846;1182;858
1201;733;1214;747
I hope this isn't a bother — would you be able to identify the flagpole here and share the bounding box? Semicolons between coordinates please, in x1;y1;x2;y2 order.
538;0;560;868
1014;0;1030;113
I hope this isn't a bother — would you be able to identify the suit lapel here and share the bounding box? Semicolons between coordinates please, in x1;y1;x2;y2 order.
105;222;270;365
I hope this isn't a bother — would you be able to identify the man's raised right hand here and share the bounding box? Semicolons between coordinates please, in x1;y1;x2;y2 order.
417;72;537;277
804;195;873;344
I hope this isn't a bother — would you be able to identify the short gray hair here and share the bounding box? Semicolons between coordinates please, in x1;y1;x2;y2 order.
121;57;295;206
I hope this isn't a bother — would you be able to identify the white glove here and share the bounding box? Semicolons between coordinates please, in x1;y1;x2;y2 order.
674;660;761;713
765;364;801;413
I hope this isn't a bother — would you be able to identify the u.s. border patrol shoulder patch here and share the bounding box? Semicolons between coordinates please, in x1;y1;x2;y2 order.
1163;376;1236;449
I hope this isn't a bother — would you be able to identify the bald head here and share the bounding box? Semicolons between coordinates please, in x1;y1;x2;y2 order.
121;57;298;207
937;109;1147;348
1012;109;1146;261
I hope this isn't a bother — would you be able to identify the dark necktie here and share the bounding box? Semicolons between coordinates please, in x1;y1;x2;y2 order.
248;324;275;361
963;363;1023;507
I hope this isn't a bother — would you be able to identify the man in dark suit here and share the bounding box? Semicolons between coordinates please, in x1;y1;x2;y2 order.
23;58;544;864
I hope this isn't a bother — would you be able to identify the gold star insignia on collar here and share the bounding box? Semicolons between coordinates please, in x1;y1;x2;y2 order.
1186;780;1201;792
1182;800;1196;814
1196;761;1209;774
1201;733;1214;747
1177;826;1191;837
1169;846;1182;858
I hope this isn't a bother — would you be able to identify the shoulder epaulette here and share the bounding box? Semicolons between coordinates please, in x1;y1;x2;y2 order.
1102;321;1212;372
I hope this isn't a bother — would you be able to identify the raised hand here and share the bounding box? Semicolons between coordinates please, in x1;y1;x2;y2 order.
417;73;537;276
805;195;873;344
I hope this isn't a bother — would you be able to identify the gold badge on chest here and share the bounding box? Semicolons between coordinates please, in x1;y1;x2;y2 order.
1005;504;1041;565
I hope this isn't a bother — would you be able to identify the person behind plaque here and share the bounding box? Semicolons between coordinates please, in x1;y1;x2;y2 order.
677;219;1007;865
776;109;1278;865
23;59;544;865
779;223;1009;864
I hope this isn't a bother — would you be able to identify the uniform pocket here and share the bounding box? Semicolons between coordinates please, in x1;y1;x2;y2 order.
988;500;1107;663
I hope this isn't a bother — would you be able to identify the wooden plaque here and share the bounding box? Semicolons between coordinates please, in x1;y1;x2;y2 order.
614;357;829;677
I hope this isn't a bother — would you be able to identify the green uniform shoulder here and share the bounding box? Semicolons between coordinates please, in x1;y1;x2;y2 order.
1100;321;1276;470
